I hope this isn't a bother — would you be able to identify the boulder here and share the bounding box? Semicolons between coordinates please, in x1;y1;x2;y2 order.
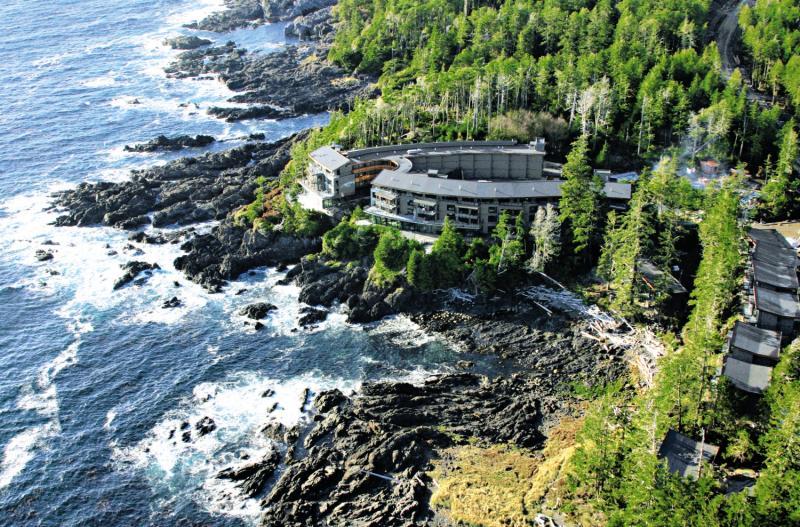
239;302;277;320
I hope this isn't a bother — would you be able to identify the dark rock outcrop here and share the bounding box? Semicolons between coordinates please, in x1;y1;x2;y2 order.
207;105;293;122
195;416;217;436
52;135;295;229
163;35;212;50
298;306;327;326
239;302;277;319
123;134;215;152
162;296;182;308
218;449;281;498
284;5;334;41
35;249;54;262
113;261;160;290
174;221;324;291
184;0;266;32
264;0;336;21
261;374;550;527
166;44;375;117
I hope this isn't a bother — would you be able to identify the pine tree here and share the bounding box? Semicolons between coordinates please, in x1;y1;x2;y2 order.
760;121;798;220
559;134;605;261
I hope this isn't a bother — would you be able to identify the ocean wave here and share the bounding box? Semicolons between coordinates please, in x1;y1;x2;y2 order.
0;314;90;490
0;422;60;491
112;370;360;524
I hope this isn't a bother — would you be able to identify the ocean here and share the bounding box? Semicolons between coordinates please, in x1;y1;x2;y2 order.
0;1;480;524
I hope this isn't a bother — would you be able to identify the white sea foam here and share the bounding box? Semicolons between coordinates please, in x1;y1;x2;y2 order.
0;422;59;490
165;0;227;26
82;74;119;88
104;410;117;431
0;313;89;490
113;370;359;524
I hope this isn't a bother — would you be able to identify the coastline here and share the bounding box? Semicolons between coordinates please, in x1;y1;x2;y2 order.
44;1;636;525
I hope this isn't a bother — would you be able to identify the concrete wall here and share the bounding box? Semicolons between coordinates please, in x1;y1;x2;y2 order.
407;152;544;180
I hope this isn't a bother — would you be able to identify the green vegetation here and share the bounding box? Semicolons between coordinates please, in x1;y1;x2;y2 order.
559;134;605;263
559;180;795;527
598;157;701;319
758;120;799;220
369;228;421;285
406;217;466;290
739;0;800;110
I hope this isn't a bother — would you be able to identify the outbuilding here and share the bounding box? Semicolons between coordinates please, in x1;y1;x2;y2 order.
657;429;719;479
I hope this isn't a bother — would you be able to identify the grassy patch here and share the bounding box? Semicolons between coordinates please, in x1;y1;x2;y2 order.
429;417;582;527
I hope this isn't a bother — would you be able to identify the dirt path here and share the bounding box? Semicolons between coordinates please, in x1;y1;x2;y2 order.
713;0;770;104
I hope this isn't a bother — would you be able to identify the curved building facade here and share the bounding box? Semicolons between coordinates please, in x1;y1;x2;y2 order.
301;139;632;234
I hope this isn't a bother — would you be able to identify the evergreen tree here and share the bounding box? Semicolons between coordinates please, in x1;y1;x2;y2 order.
407;248;434;290
760;121;798;219
559;134;604;262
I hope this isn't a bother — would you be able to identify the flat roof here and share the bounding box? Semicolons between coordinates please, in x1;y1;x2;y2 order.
657;429;719;479
309;146;351;171
753;259;799;290
637;259;687;294
347;140;546;163
371;171;632;201
754;285;800;318
724;356;773;393
730;321;781;359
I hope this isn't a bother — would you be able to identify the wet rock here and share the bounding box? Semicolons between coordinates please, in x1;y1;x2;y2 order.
254;321;264;330
35;249;53;261
208;105;293;122
196;416;217;436
299;387;311;411
162;296;182;308
181;431;191;442
298;306;327;327
217;449;281;498
124;134;215;152
185;0;266;32
163;35;213;50
239;302;277;320
113;261;160;290
263;0;336;22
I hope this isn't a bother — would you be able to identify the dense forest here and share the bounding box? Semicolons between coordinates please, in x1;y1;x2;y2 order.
232;0;800;524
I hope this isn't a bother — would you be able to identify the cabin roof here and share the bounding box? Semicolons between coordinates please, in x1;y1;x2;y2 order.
754;285;800;318
753;243;799;267
657;429;719;479
753;259;799;290
636;259;687;294
724;356;773;394
748;228;794;251
730;321;781;360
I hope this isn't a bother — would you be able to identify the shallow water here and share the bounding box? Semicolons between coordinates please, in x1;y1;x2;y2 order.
0;1;490;525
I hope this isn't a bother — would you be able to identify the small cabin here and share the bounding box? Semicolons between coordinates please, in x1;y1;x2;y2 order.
723;356;773;394
657;429;719;479
729;321;781;367
753;284;800;337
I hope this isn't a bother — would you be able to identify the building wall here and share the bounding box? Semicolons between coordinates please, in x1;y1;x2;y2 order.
373;186;556;234
406;152;544;180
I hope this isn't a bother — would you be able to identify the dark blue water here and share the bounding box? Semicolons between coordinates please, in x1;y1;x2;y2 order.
0;2;483;525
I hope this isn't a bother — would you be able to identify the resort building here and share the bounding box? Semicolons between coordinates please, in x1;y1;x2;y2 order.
300;140;632;234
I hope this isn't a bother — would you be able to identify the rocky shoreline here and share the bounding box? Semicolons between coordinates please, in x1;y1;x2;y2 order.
48;1;629;525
